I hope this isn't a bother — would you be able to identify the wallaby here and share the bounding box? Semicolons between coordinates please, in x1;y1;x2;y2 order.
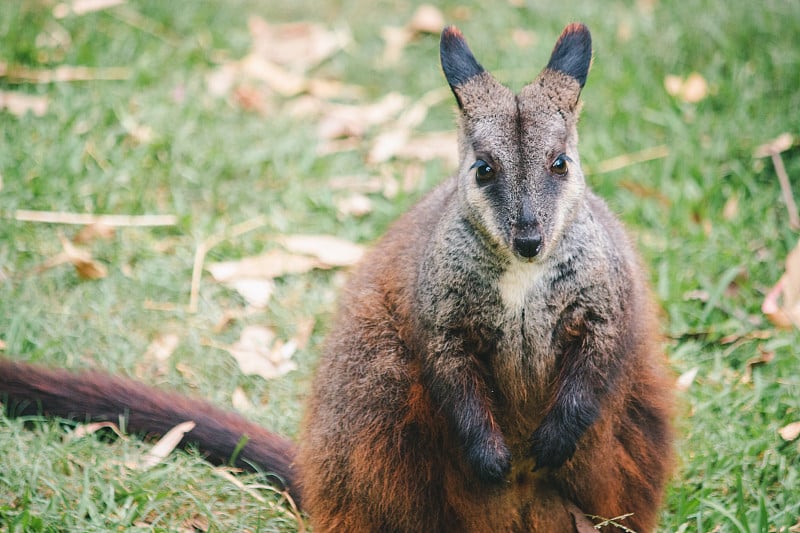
0;23;673;532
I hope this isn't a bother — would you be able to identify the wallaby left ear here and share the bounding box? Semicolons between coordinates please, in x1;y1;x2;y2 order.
546;23;592;88
440;26;485;108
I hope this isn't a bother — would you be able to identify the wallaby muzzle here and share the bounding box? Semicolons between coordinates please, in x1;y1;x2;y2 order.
512;223;543;259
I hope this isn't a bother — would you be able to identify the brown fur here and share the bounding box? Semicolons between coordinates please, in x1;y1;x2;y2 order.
0;23;673;532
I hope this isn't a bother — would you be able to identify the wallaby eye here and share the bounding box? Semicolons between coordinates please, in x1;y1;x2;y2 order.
471;159;495;183
550;154;569;176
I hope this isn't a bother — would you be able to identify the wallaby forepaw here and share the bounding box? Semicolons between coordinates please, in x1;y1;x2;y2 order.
529;422;576;471
466;435;512;484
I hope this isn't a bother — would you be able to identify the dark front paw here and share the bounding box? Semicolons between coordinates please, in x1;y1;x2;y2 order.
529;421;577;471
465;433;512;484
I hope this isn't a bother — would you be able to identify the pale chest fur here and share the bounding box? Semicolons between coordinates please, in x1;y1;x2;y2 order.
491;259;565;431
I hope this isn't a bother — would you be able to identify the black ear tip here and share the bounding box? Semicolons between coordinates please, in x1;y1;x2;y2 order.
441;25;465;43
440;25;485;89
547;22;593;87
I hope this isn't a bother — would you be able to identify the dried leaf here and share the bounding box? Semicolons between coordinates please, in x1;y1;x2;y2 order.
369;128;411;163
247;18;349;71
279;234;364;266
70;421;122;439
180;515;210;533
382;5;444;64
206;19;349;102
779;421;800;442
53;0;125;18
137;421;195;470
0;90;48;117
317;92;407;140
227;278;275;308
408;5;445;34
676;367;699;392
511;29;538;48
293;317;316;350
664;72;708;103
58;233;108;279
682;72;709;103
231;387;255;412
740;347;774;384
763;240;800;328
73;222;115;244
381;26;413;65
143;333;180;362
226;325;297;380
392;131;459;166
336;193;373;218
207;250;318;282
722;194;739;221
753;132;794;158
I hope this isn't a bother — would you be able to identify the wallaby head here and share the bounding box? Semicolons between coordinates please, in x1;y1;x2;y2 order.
440;24;592;263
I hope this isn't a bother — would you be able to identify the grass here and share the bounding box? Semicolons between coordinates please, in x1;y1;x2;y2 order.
1;0;799;531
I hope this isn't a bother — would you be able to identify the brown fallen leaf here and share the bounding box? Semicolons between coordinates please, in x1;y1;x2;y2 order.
779;421;800;442
73;222;116;244
381;5;444;65
279;234;365;267
207;250;318;283
664;72;709;103
753;132;794;158
317;92;408;140
247;18;349;72
392;131;459;167
0;90;48;117
69;421;123;440
740;347;775;384
231;387;255;412
676;367;699;392
763;239;800;328
367;88;450;163
53;0;125;18
336;193;374;218
722;194;739;221
227;278;275;309
136;420;196;470
511;28;538;48
180;515;210;533
225;325;297;380
143;333;180;362
50;232;108;280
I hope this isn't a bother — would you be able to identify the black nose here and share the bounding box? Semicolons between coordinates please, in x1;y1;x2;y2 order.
513;233;542;258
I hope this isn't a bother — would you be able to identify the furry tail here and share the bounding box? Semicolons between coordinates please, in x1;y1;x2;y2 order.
0;358;301;506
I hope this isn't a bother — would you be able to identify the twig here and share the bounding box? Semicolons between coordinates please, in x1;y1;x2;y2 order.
588;145;669;175
0;63;130;83
14;210;177;227
772;152;799;230
188;215;268;313
754;133;798;230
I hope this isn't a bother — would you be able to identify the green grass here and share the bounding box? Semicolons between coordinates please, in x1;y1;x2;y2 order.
1;0;799;531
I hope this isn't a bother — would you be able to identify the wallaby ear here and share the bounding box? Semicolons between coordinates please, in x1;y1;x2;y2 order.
546;23;592;88
440;26;485;108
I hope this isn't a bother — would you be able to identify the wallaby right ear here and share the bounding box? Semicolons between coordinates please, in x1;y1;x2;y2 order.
546;23;592;88
440;26;485;108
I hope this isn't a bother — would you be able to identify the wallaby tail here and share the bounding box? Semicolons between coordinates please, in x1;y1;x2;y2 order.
0;358;301;506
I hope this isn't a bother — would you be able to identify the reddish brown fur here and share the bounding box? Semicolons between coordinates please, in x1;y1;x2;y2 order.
296;180;673;532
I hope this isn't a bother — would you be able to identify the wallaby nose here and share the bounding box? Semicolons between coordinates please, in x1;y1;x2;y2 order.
513;232;543;258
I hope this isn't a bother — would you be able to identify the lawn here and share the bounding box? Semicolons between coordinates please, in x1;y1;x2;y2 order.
1;0;799;531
